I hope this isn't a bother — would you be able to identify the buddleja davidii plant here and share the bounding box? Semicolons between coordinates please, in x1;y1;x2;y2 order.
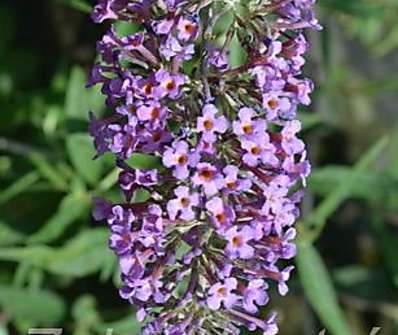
89;0;320;334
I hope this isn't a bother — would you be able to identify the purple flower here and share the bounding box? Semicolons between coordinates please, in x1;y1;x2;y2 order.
206;197;235;230
281;120;305;155
159;36;195;61
153;19;174;35
192;163;224;196
197;104;228;142
167;186;199;221
119;252;145;278
108;123;138;158
107;205;135;226
223;165;252;193
207;278;239;310
141;127;173;153
225;225;255;259
233;107;266;138
136;101;167;125
163;140;199;179
90;0;318;331
91;0;127;23
241;136;278;167
109;222;134;255
261;178;290;215
154;69;186;99
243;279;269;313
262;92;292;120
209;47;229;72
177;16;199;41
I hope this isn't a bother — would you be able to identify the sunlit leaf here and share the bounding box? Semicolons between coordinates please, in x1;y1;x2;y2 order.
0;285;66;326
66;133;107;185
126;153;163;170
297;242;352;335
29;192;90;244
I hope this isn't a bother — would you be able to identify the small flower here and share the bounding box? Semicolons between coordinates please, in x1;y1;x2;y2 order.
223;165;252;193
155;69;186;99
262;92;292;120
109;222;134;255
192;163;224;196
163;140;199;179
206;197;235;229
159;36;195;61
243;279;269;313
177;16;199;41
207;278;239;310
136;101;167;125
281;120;305;155
233;107;266;138
241;136;278;167
197;104;229;142
167;186;199;221
225;225;255;259
107;205;135;226
153;18;174;35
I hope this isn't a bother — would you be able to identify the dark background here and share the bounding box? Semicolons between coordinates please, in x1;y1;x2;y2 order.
0;0;398;334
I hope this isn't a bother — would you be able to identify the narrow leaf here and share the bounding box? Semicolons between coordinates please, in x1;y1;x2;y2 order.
66;133;105;185
0;285;66;326
29;193;90;244
296;241;352;335
0;171;40;205
126;153;163;170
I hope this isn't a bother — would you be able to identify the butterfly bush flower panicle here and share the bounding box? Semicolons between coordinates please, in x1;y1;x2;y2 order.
90;0;320;333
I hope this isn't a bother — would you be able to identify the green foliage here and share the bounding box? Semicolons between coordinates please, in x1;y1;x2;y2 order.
296;242;352;335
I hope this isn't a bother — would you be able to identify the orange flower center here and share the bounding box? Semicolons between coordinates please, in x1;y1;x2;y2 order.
217;287;227;296
184;23;195;34
243;124;253;135
143;83;153;95
151;107;160;119
216;213;226;223
180;197;190;207
203;119;214;130
268;99;279;110
177;155;188;165
227;181;237;190
200;169;214;181
152;131;162;142
165;80;176;91
232;235;243;247
251;146;261;155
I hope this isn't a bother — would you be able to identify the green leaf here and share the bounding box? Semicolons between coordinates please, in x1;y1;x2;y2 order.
0;221;25;246
296;242;352;335
0;229;111;278
303;136;389;240
47;229;111;277
126;153;163;170
29;153;69;191
115;21;141;36
65;66;104;120
321;0;383;17
309;166;398;209
229;32;247;68
57;0;92;13
29;192;90;244
0;171;40;205
66;133;106;185
99;316;141;335
0;285;66;326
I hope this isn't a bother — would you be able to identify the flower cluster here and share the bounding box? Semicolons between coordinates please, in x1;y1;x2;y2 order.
90;0;319;334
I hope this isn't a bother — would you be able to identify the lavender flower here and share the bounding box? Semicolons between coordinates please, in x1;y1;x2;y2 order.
90;0;320;333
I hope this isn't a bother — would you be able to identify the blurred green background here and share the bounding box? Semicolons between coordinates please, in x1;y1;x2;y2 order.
1;0;398;334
